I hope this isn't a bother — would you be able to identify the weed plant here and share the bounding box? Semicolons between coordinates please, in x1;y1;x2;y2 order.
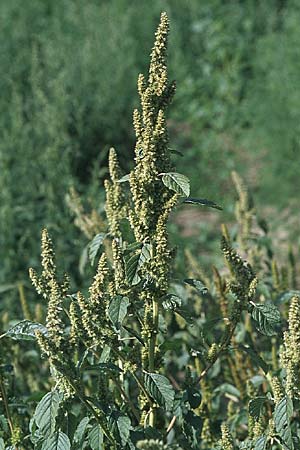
1;11;300;450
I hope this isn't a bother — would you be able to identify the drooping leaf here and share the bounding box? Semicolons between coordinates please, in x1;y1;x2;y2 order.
183;197;223;210
161;172;190;197
144;372;175;411
274;396;294;450
251;302;281;336
108;411;131;447
41;431;70;450
238;345;269;374
108;296;130;330
253;436;267;450
1;320;48;341
117;174;130;183
125;243;152;285
73;417;90;444
88;233;107;266
88;424;104;450
249;396;266;421
34;391;62;438
183;279;208;295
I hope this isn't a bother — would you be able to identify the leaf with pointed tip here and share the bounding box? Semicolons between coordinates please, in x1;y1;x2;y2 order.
1;320;48;341
183;197;223;210
88;233;107;266
274;396;294;450
108;296;130;330
161;172;190;197
108;411;131;447
88;424;104;450
34;391;62;438
41;431;70;450
125;243;152;285
73;417;90;444
251;303;281;336
249;396;266;421
144;373;175;411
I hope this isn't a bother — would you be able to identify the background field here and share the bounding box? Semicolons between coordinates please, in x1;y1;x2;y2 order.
1;0;300;312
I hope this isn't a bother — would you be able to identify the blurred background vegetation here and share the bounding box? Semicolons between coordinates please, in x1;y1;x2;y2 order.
1;0;300;314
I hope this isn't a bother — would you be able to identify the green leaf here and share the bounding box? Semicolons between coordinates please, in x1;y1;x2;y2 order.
274;396;294;450
1;320;48;341
73;417;90;444
251;302;281;336
183;197;223;210
34;391;62;438
84;363;122;374
0;438;4;450
144;372;175;411
249;396;266;421
238;345;269;374
88;424;104;450
183;279;208;295
41;431;70;450
253;436;267;450
108;411;131;447
186;387;202;409
161;294;182;310
88;233;107;266
125;243;152;285
161;172;190;197
108;296;130;330
117;174;130;183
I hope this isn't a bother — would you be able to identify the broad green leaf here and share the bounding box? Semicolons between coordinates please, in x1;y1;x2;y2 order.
88;233;107;266
88;424;103;450
0;438;4;450
253;436;267;450
34;391;62;438
117;174;130;183
183;279;208;295
183;197;223;210
249;396;266;421
274;396;294;450
108;411;131;447
144;372;175;411
73;417;90;444
125;243;152;285
238;345;269;374
41;431;70;450
161;172;190;197
108;296;130;330
251;302;281;336
1;320;48;341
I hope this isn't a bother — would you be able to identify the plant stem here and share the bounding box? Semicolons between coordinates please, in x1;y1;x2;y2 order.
0;373;15;443
148;296;159;426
